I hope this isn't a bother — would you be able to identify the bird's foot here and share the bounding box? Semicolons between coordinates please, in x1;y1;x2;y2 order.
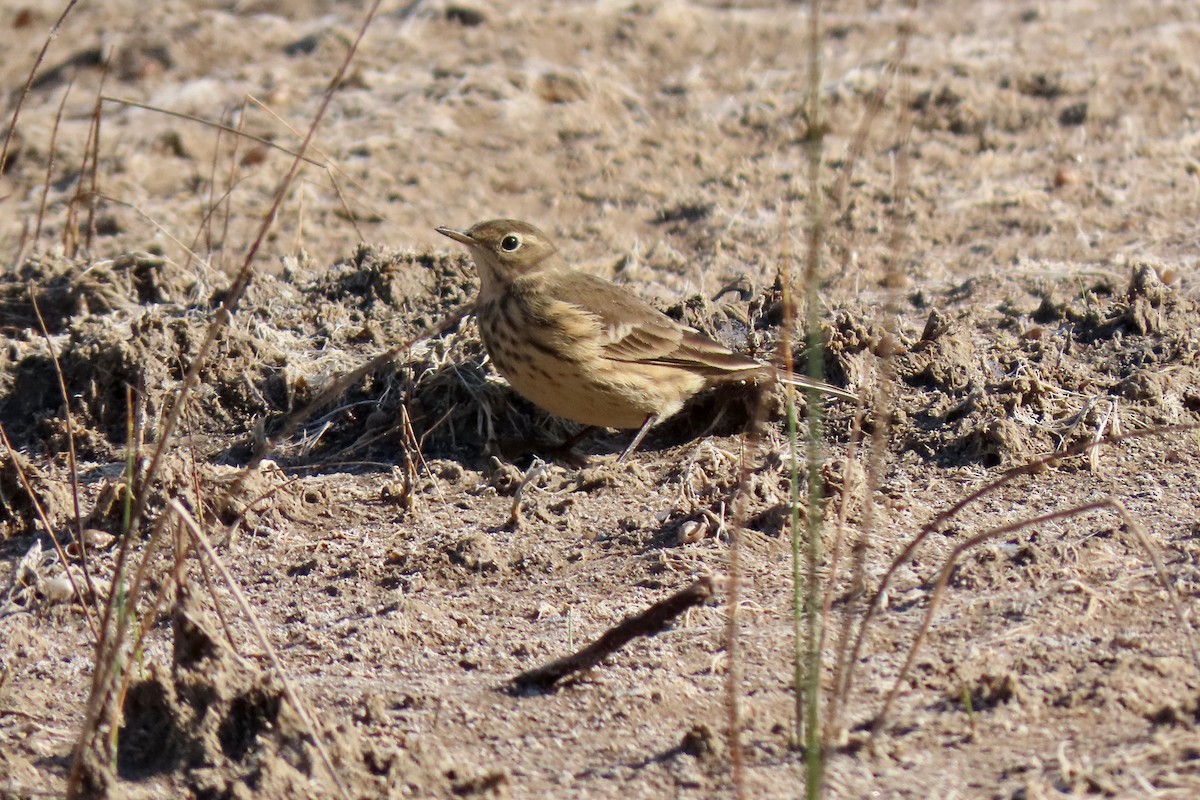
487;436;591;469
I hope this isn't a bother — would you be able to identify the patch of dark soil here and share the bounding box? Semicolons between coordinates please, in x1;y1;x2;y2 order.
2;293;290;459
84;589;446;797
832;260;1200;467
117;673;192;779
0;447;74;539
0;252;206;335
301;243;475;329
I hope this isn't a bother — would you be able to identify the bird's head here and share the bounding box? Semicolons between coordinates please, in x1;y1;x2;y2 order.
437;219;562;299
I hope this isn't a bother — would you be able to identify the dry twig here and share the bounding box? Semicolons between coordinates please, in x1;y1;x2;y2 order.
513;576;714;691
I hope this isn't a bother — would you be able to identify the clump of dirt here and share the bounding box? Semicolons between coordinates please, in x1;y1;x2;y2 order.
828;259;1200;467
274;246;505;463
301;243;475;331
0;247;474;461
0;252;207;335
0;441;309;543
0;447;74;539
144;456;319;534
71;589;447;797
0;252;219;459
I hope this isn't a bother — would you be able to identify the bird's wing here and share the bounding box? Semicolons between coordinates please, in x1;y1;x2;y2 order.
539;272;761;377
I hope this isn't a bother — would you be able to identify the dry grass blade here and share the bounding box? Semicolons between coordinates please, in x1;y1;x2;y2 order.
97;193;209;266
33;76;74;244
839;422;1200;719
135;0;381;522
874;497;1197;733
788;0;840;793
70;391;148;798
241;93;388;235
0;424;98;640
169;499;351;800
80;66;108;256
820;402;868;737
68;474;177;795
28;286;100;619
0;0;81;174
723;440;748;799
101;90;384;257
59;2;387;795
126;0;385;542
216;98;252;273
59;64;94;255
101;95;326;169
249;301;473;472
826;0;916;738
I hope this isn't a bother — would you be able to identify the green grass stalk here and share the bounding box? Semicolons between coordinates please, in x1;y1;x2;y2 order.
799;0;827;795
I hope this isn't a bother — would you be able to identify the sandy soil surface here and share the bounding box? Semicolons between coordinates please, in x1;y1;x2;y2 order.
3;1;1200;797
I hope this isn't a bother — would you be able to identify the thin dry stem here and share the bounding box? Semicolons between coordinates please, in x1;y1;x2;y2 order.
128;0;385;546
180;424;243;654
0;0;82;175
830;0;931;734
0;424;98;640
102;95;325;168
219;98;252;274
512;576;715;691
776;206;809;752
194;104;228;270
819;402;867;730
840;423;1200;720
874;497;1197;732
98;194;209;266
102;92;381;247
34;78;75;244
795;1;831;792
102;510;181;743
28;287;101;619
251;302;473;472
69;476;177;795
242;93;388;237
723;439;747;799
169;499;351;800
64;4;387;794
81;58;110;258
827;0;918;735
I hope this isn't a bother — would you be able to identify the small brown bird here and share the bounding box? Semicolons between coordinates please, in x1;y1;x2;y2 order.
437;219;856;460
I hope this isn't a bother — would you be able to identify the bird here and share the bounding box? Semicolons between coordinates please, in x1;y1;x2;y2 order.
436;219;856;461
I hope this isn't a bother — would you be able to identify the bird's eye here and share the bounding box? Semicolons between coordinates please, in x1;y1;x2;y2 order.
500;234;521;252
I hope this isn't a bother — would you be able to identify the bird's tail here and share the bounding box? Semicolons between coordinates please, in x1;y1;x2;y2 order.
777;370;859;402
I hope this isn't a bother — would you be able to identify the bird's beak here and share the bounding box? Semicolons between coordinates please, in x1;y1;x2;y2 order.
436;226;475;246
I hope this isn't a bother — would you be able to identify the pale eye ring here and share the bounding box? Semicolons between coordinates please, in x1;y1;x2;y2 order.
500;234;521;252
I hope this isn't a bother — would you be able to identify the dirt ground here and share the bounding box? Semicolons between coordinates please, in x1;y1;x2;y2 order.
3;0;1200;797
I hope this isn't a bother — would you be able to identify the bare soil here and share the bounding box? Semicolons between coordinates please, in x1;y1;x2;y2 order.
3;1;1200;798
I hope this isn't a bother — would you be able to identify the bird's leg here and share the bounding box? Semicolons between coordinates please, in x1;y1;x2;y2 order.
527;425;598;469
617;415;659;463
557;425;597;451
